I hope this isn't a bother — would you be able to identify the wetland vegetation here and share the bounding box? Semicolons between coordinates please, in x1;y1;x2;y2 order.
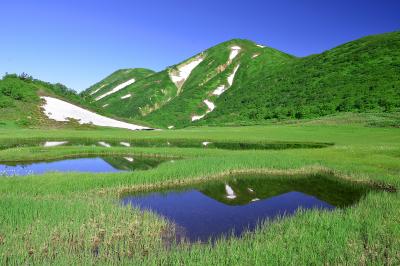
0;122;399;265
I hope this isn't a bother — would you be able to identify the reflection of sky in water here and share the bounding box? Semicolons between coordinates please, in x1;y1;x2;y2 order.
0;158;122;176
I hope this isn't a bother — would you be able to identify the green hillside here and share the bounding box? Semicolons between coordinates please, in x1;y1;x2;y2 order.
84;39;291;127
86;31;400;128
202;31;400;125
0;74;106;127
82;68;155;101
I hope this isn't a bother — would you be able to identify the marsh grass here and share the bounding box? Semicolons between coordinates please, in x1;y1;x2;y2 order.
0;124;399;264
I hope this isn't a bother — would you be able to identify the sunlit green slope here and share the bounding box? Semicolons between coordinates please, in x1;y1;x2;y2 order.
87;31;400;128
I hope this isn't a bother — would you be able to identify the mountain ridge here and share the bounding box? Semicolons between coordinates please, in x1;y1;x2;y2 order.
1;31;399;130
82;31;399;128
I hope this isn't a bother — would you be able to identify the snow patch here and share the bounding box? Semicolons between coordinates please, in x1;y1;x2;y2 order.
168;125;175;129
256;44;265;48
251;198;260;202
120;142;131;147
248;188;254;193
43;141;68;147
203;99;215;112
191;114;205;121
202;141;211;146
90;84;107;96
124;157;134;162
169;55;204;90
212;85;226;96
90;88;101;96
252;53;260;59
227;64;240;87
95;79;136;101
225;184;237;199
191;100;215;121
102;104;109;108
41;96;151;131
98;141;111;148
229;46;241;61
211;65;240;96
121;93;131;99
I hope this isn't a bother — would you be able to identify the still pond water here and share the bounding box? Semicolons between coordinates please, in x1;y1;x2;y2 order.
122;174;378;243
0;156;165;176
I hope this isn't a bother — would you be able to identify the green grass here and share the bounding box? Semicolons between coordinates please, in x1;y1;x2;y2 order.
0;122;399;264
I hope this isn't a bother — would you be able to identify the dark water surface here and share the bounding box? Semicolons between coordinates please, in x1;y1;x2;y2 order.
122;174;377;243
0;139;333;150
0;156;165;176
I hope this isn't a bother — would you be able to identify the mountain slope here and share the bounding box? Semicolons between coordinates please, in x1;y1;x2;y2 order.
83;31;400;128
201;31;400;125
84;39;293;127
82;68;155;102
0;74;151;130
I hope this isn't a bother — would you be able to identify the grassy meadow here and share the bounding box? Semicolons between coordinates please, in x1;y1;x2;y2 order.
0;119;399;265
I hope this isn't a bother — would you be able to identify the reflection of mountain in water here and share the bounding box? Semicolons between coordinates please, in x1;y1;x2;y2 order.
103;157;166;171
0;156;166;176
199;174;374;207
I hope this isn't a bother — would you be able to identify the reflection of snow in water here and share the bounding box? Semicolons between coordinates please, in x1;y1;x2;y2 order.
43;141;68;147
124;157;134;162
120;142;131;147
225;184;237;199
98;141;111;148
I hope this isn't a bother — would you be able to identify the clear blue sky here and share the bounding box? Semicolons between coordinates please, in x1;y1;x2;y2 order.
1;0;399;91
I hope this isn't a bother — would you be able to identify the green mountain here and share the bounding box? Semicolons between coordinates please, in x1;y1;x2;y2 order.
82;39;292;128
202;31;400;125
85;31;400;128
2;31;399;129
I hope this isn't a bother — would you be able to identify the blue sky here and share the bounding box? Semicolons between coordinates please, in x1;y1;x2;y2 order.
1;0;399;91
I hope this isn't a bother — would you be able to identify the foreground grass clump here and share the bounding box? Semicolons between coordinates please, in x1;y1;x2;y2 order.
0;123;399;264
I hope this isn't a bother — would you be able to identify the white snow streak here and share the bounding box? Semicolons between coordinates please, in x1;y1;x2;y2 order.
256;44;265;48
202;141;211;146
227;64;240;87
41;96;151;130
211;64;240;97
95;79;136;101
90;88;101;96
212;85;226;96
90;84;107;96
191;99;215;121
191;114;205;121
169;55;204;89
229;46;241;61
121;94;131;99
203;99;215;112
